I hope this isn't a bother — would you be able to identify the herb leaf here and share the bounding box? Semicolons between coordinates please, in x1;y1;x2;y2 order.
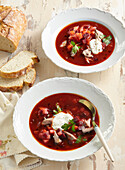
103;35;112;46
61;123;71;131
71;124;76;132
71;45;79;56
75;135;82;143
56;103;62;112
106;35;112;40
72;46;78;53
100;34;105;39
53;110;58;114
71;41;75;46
69;119;75;125
61;119;76;132
75;135;87;143
103;38;110;46
92;121;96;127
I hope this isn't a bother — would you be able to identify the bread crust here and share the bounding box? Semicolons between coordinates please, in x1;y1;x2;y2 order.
0;86;23;92
0;6;27;53
0;62;33;78
0;51;40;78
24;68;36;87
0;68;36;92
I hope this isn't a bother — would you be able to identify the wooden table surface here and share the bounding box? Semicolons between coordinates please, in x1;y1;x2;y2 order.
0;0;125;170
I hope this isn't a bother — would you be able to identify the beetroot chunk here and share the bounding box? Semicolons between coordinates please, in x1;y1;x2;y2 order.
38;131;50;140
38;107;49;115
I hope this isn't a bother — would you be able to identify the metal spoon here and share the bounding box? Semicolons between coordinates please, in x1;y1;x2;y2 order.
79;99;114;162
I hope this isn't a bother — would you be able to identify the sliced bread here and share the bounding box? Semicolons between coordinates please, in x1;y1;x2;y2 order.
0;51;40;78
0;68;36;92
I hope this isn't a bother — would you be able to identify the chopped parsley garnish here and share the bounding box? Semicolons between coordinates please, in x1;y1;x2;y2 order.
75;135;87;143
69;119;75;125
53;103;62;114
61;119;76;132
71;124;76;132
100;34;105;39
53;110;58;114
56;103;62;112
71;41;75;46
78;46;81;49
83;138;87;142
103;35;112;46
61;123;71;131
70;41;81;56
106;35;112;40
75;135;82;143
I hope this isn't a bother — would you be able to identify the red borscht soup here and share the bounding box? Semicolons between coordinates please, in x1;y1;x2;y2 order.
29;93;99;151
56;21;115;66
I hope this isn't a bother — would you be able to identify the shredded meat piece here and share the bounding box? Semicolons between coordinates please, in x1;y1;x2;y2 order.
42;118;53;125
84;118;91;127
53;131;62;143
85;57;93;64
82;127;94;133
82;49;93;58
95;29;104;40
60;40;67;47
64;131;77;140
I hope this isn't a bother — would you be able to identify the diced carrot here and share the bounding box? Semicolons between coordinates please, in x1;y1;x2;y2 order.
69;33;83;42
75;33;83;40
91;30;95;34
86;39;90;45
47;126;51;130
67;44;73;51
75;125;78;130
82;30;88;34
68;30;75;35
86;30;90;34
49;130;54;135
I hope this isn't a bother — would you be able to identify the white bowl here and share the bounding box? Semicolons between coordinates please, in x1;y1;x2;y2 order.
42;8;125;73
13;77;115;161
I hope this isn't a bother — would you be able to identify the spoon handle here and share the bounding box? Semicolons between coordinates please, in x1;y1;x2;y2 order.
94;125;114;162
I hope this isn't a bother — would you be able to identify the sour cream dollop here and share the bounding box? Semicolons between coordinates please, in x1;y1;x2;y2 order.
52;112;73;130
89;39;103;54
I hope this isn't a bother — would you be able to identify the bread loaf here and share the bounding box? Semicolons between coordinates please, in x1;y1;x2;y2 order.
0;6;27;53
0;68;36;92
0;51;39;78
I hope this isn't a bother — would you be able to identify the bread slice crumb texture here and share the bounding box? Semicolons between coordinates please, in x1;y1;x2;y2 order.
0;68;36;92
0;51;39;78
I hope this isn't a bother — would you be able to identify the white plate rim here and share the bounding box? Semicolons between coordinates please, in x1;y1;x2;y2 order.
13;77;115;161
42;7;125;73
